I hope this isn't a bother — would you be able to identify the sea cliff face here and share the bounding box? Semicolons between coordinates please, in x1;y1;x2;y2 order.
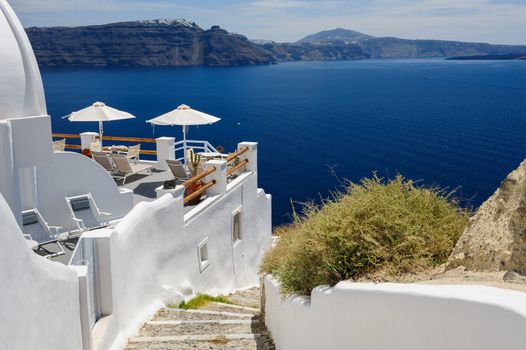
25;22;526;67
26;20;274;67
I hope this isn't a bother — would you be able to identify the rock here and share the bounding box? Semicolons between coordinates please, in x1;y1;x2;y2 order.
447;159;526;274
503;271;526;283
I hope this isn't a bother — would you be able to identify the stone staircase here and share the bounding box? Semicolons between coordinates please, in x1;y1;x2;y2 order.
125;288;275;350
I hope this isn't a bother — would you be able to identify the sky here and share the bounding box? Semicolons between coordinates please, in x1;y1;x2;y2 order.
9;0;526;44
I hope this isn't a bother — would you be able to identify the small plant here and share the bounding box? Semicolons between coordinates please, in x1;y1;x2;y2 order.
188;149;202;177
261;174;470;296
175;293;232;310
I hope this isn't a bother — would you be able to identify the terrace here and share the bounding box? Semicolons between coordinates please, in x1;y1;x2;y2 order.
31;132;254;264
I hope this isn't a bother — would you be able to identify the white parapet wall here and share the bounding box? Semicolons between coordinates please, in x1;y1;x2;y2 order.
264;275;526;350
0;194;83;349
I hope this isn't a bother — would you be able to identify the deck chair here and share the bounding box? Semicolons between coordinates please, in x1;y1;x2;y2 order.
126;144;141;163
90;141;102;152
92;151;115;172
112;153;153;185
166;159;190;184
65;193;112;236
21;209;65;258
53;138;66;152
92;151;127;183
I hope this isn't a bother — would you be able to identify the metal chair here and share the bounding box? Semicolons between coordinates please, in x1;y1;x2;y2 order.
65;193;112;236
21;209;65;258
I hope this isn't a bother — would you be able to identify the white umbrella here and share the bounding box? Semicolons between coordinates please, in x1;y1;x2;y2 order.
65;102;136;145
147;104;220;162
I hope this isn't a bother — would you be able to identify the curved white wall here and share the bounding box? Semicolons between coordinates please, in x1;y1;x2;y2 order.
35;151;133;230
264;276;526;350
0;0;46;119
0;193;82;349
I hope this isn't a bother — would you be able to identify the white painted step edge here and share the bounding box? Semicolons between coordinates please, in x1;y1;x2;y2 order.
129;333;260;343
147;319;258;325
165;308;255;318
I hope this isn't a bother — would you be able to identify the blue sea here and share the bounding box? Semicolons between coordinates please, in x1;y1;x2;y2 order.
42;59;526;226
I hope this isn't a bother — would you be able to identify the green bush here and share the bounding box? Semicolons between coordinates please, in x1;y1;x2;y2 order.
261;174;469;296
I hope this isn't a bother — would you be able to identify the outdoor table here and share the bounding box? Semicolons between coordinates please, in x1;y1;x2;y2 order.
103;145;129;154
198;152;227;160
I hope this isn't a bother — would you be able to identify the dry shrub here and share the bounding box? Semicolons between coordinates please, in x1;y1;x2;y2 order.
261;174;469;295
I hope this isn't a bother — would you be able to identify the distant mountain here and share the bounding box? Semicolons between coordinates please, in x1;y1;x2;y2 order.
26;20;275;67
25;22;526;67
262;28;526;61
297;28;373;43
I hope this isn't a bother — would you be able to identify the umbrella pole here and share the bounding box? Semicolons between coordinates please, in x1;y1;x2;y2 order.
183;125;187;165
99;121;104;146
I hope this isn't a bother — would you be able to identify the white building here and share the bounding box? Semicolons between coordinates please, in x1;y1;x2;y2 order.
0;1;272;349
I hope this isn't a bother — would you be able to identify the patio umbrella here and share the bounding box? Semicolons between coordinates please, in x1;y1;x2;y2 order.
65;102;136;145
147;104;221;162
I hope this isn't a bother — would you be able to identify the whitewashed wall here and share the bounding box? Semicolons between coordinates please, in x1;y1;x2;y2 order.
35;151;134;230
264;275;526;350
83;172;271;350
0;194;83;349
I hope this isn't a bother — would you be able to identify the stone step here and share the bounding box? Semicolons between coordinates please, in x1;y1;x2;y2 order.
209;301;260;313
198;302;258;314
147;319;258;325
154;308;256;322
225;287;261;309
125;335;274;350
138;320;264;337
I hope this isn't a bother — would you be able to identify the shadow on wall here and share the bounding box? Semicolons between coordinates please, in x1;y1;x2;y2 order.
0;194;82;349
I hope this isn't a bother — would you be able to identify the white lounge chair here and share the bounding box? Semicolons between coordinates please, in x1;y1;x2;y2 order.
112;153;153;185
65;193;112;236
21;209;65;258
92;151;115;172
166;159;190;184
91;151;126;183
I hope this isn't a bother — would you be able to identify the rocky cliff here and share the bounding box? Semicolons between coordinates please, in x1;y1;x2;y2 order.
261;41;368;61
447;159;526;274
26;20;274;67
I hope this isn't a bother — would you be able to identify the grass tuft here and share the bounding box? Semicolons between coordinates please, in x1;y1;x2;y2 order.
261;174;470;296
176;293;232;310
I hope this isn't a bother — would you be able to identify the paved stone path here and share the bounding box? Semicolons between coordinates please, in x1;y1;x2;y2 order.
125;288;275;350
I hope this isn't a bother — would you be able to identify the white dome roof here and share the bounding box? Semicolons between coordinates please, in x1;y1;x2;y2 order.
0;0;46;120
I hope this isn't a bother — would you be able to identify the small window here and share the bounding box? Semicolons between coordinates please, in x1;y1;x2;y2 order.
232;208;242;245
197;238;209;272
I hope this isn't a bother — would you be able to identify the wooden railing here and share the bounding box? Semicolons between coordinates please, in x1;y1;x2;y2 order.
182;166;217;205
184;180;216;204
95;135;156;143
52;133;81;139
227;159;249;176
226;147;248;163
52;133;156;155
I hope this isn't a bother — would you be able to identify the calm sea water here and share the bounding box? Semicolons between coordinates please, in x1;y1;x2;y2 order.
42;59;526;226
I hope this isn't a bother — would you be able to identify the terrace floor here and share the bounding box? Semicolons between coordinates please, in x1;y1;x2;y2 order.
121;166;173;204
